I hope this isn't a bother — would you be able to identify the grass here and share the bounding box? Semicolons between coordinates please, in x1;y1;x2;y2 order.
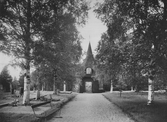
103;91;167;122
0;91;77;122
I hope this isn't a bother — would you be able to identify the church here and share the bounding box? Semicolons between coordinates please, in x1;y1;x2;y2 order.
79;42;99;93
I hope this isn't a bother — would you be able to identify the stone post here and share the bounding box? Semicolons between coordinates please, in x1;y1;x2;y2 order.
63;81;66;92
110;80;113;93
147;77;154;105
131;86;134;91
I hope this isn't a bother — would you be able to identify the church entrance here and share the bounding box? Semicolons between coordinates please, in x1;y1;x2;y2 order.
85;82;92;93
80;77;93;93
80;77;99;93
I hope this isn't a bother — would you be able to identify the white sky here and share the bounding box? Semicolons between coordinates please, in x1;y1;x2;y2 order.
0;0;107;78
0;53;11;71
0;53;21;79
78;0;107;55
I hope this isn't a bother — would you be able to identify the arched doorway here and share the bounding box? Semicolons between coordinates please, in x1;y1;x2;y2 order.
80;77;93;93
80;76;99;93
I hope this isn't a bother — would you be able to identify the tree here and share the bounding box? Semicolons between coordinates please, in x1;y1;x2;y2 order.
18;73;24;88
31;64;53;99
0;66;12;92
0;0;88;104
12;76;19;90
95;0;167;105
96;30;129;91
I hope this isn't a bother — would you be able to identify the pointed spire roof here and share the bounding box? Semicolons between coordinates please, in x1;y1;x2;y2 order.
82;42;94;68
87;42;93;57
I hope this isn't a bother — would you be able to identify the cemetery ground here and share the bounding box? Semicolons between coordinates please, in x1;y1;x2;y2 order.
103;91;167;122
0;91;167;122
0;90;76;122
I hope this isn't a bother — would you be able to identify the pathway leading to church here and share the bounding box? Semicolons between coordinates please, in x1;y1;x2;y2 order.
48;93;134;122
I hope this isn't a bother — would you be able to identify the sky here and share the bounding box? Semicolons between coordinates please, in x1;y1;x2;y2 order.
78;0;107;55
0;53;20;79
0;0;107;78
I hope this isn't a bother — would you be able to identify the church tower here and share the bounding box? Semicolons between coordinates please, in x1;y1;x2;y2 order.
80;42;99;93
83;42;95;71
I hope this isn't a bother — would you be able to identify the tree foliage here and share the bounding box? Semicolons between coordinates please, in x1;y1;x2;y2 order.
0;0;88;93
95;0;167;71
0;66;12;92
0;0;87;70
95;0;167;90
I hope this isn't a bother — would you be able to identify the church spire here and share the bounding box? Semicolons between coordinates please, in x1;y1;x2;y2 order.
83;42;94;68
87;42;93;57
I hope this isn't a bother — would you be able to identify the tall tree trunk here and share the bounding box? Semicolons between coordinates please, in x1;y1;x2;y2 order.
53;69;58;94
22;0;31;105
110;80;113;93
10;83;14;94
36;77;40;100
22;69;30;105
53;77;58;94
147;77;154;105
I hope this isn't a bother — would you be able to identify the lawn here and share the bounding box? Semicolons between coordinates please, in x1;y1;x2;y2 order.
0;91;77;122
103;91;167;122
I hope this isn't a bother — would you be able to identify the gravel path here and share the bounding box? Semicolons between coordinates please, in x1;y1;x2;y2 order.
48;93;134;122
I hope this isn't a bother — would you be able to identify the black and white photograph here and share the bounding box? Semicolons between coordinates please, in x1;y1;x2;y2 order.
0;0;167;122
